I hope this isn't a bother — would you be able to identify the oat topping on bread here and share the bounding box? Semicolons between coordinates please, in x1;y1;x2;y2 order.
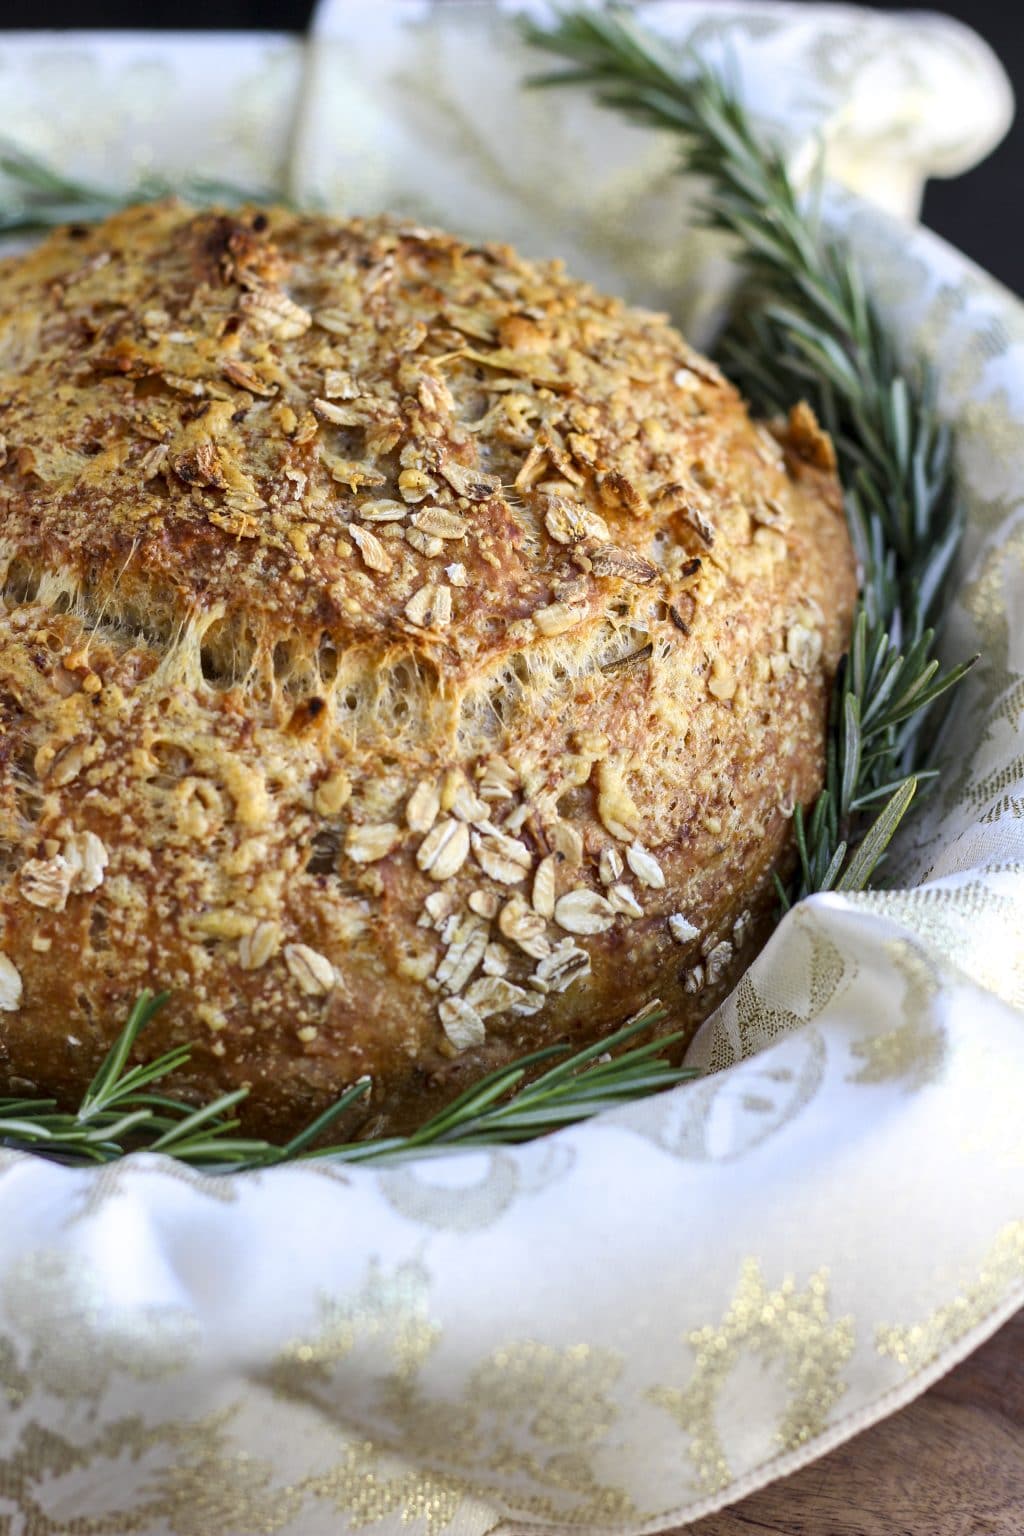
0;201;856;1135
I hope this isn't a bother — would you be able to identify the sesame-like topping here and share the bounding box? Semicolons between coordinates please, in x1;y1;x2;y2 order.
554;889;616;936
284;943;336;996
0;955;23;1013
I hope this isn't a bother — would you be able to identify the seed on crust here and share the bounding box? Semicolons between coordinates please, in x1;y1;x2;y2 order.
554;888;615;935
405;528;444;558
398;467;438;502
551;823;584;866
627;842;666;890
239;920;282;971
326;456;387;491
607;883;643;918
472;828;532;884
64;831;108;894
139;443;169;480
498;894;551;960
240;286;312;339
312;307;350;335
163;372;206;399
680;502;717;547
704;939;734;984
406;779;441;834
464;974;531;1018
405;583;452;628
542;495;609;546
599;847;623;885
315;769;352;817
323;368;357;399
479;756;518;801
439;995;486;1052
531;939;591;994
313;396;361;425
436;914;488;994
410;507;468;540
509;988;545;1016
481;939;510;974
284;942;336;996
787;623;823;673
708;656;737;701
222;358;278;396
533;600;587;638
422;890;456;928
416;817;470;881
397;948;435;983
348;523;393;574
19;855;73;912
0;954;22;1012
532;854;557;919
597;761;641;841
588;544;659;584
683;964;706;995
436;457;500;501
669;913;700;945
223;489;267;515
448;782;489;824
346;823;401;863
357;500;407;523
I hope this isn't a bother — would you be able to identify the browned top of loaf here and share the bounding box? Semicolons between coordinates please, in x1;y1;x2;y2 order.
0;201;818;681
0;202;856;1135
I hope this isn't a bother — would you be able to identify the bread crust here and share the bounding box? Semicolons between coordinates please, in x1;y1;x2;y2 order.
0;202;856;1136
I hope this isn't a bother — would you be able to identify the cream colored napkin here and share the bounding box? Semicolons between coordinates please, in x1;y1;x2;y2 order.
0;9;1021;1536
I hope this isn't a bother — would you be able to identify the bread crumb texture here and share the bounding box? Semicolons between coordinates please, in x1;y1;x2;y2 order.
0;202;856;1135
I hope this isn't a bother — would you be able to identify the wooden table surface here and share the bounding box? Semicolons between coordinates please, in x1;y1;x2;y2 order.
679;1308;1024;1536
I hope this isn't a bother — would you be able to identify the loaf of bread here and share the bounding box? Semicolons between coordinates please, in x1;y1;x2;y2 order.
0;202;855;1136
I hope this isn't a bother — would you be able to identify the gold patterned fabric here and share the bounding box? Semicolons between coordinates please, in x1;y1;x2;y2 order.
0;6;1022;1534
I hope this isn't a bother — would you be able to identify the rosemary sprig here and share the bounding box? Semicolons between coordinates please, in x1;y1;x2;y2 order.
524;5;974;901
0;995;694;1169
0;140;272;236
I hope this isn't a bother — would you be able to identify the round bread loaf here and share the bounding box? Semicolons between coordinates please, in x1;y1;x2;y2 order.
0;202;855;1137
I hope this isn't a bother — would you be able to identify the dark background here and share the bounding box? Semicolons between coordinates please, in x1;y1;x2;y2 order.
2;0;1021;295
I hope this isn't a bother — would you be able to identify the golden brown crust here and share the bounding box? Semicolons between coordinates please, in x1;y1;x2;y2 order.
0;201;856;1136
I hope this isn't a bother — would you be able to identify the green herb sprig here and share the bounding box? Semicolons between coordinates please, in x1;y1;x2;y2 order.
524;5;973;902
0;995;694;1169
0;140;273;236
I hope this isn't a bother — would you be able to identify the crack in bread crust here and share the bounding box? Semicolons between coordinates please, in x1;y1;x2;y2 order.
0;202;856;1136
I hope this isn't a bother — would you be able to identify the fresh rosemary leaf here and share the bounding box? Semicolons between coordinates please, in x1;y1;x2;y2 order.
0;998;696;1170
0;140;273;236
835;777;918;892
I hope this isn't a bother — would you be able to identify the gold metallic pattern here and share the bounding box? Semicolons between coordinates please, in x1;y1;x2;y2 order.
261;1261;637;1529
876;1222;1024;1372
648;1260;855;1494
847;940;946;1089
0;1251;199;1403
